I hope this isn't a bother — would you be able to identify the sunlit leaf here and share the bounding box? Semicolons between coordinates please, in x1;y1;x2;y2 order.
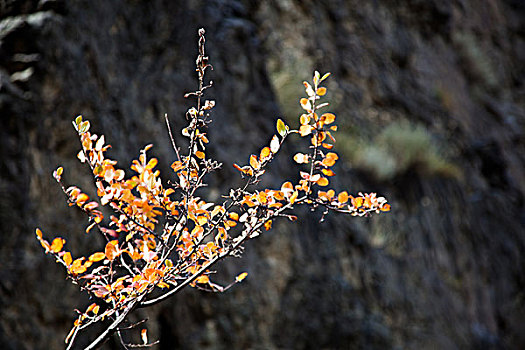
171;161;184;172
95;135;105;151
338;191;349;204
264;220;272;231
316;87;327;96
146;158;158;170
381;203;391;212
320;72;331;82
299;125;313;137
321;113;336;124
236;272;248;282
89;252;106;262
63;252;72;266
290;191;298;204
321;168;335;177
260;147;271;160
195;275;210;284
249;155;260;170
141;329;148;345
300;114;310;125
75;115;83;127
270;135;280;153
50;237;65;253
105;240;119;261
300;98;312;111
276;119;287;137
316;177;329;186
293;153;309;164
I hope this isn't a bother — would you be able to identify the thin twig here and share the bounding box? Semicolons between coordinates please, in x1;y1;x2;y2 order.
164;113;181;161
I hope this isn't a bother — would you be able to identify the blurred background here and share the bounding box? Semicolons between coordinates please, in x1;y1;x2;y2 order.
1;0;524;349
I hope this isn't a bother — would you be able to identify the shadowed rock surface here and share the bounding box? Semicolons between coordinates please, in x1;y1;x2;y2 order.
1;0;524;349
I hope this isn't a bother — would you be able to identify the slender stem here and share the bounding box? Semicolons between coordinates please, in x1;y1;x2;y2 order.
164;113;181;161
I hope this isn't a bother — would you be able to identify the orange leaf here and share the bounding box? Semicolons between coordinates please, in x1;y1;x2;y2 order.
264;220;272;231
381;203;391;212
249;155;260;170
76;193;89;205
195;151;205;159
146;158;158;170
105;240;119;261
50;237;65;253
321;168;335;176
195;275;210;284
197;216;208;225
260;147;271;160
320;113;336;124
171;161;183;172
141;329;148;345
299;125;313;137
300;98;312;111
290;191;298;204
316;87;327;96
89;252;106;262
338;191;349;204
191;225;204;239
316;177;329;186
83;201;99;211
63;252;72;266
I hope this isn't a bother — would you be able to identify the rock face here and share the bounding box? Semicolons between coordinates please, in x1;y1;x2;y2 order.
1;0;524;349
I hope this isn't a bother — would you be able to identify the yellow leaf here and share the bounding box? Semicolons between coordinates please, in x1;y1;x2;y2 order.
89;252;106;262
197;216;208;225
260;147;271;160
236;272;248;282
195;275;210;284
276;119;287;137
290;191;298;204
50;237;65;253
321;168;335;177
317;177;329;186
249;155;260;170
338;191;349;204
316;87;327;96
195;151;205;159
63;252;73;266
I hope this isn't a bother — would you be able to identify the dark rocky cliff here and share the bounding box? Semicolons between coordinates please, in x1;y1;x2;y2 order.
1;0;524;349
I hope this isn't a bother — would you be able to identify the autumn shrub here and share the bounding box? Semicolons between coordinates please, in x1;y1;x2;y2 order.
35;29;390;349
